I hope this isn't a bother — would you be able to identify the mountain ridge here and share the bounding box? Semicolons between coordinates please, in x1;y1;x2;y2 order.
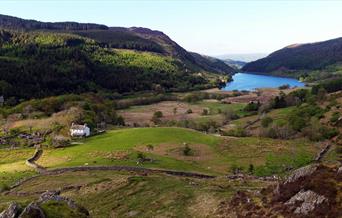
242;37;342;75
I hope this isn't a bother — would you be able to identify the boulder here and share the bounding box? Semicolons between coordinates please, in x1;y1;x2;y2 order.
284;164;318;185
0;202;21;218
18;203;45;218
38;191;89;216
285;190;327;215
38;191;77;209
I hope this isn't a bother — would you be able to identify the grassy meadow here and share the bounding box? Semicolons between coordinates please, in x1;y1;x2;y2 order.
0;127;320;190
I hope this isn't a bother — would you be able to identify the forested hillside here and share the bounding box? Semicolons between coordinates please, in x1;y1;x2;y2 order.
0;14;234;102
242;37;342;78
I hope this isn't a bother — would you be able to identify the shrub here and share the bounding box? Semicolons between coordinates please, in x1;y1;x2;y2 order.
248;164;254;174
330;112;340;123
202;109;209;115
173;107;177;115
222;109;239;121
224;127;247;137
153;111;163;118
151;111;163;124
137;152;146;160
0;183;9;192
183;144;192;156
146;144;154;151
186;109;193;114
230;164;243;174
244;101;260;111
261;116;273;128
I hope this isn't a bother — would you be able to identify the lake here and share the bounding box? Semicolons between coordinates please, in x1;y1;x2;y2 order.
221;73;304;91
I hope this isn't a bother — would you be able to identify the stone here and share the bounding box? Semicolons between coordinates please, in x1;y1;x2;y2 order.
0;202;21;218
285;190;327;215
18;202;45;218
38;191;77;209
284;164;318;185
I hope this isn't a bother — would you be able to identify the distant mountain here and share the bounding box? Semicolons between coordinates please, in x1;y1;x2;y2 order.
222;59;246;69
216;53;268;62
0;14;234;100
242;37;342;74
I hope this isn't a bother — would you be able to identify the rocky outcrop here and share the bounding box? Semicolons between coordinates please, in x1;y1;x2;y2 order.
18;203;45;218
217;164;342;218
0;202;20;218
39;191;89;216
0;191;89;218
285;190;328;215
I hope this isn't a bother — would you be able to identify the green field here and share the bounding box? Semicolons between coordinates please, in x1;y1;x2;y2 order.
0;127;320;186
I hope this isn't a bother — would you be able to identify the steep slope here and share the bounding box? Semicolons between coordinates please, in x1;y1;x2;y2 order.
0;14;234;75
0;14;234;101
242;37;342;74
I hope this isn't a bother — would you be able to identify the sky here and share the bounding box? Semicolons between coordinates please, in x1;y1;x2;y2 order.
1;0;342;56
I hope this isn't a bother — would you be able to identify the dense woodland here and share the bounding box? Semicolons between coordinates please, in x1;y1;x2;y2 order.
0;14;234;103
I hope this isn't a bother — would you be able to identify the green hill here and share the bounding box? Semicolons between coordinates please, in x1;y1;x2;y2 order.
0;14;234;102
242;37;342;78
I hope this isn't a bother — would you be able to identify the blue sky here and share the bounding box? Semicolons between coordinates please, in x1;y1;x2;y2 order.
1;1;342;55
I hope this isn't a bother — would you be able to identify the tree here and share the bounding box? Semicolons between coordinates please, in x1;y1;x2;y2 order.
151;111;163;124
183;143;192;156
173;107;177;115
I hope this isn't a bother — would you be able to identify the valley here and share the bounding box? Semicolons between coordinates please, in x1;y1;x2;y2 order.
0;12;341;218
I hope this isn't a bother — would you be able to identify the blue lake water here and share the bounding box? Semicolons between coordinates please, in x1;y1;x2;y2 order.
221;73;305;91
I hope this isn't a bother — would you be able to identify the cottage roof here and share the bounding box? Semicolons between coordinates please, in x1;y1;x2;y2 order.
70;123;88;130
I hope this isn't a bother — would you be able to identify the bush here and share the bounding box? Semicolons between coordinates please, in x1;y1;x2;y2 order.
201;109;209;115
183;144;192;156
222;109;239;121
186;109;193;114
230;164;244;174
224;127;247;137
151;111;163;124
153;111;163;118
330;112;340;123
0;183;9;192
137;152;146;160
146;144;154;151
248;164;254;174
261;116;273;128
244;101;260;111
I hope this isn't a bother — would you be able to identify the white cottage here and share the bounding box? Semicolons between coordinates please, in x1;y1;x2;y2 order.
70;123;90;137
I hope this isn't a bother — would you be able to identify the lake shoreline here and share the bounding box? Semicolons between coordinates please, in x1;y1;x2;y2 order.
221;72;305;91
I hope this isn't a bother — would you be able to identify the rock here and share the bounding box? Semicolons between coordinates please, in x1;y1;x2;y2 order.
127;211;139;217
38;191;89;216
0;202;21;218
285;190;327;215
284;164;318;185
38;191;77;209
338;166;342;175
18;202;45;218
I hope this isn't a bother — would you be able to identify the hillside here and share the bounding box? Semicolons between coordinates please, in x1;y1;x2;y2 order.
0;14;234;101
222;59;246;69
242;37;342;77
